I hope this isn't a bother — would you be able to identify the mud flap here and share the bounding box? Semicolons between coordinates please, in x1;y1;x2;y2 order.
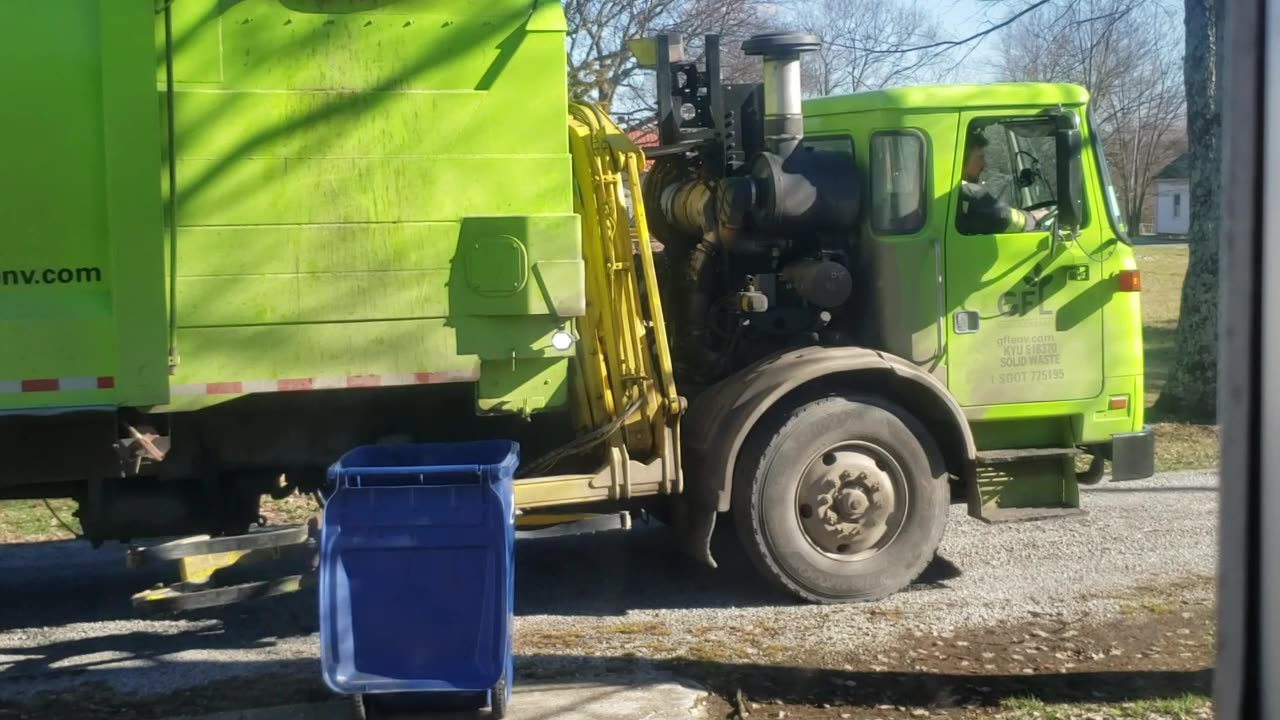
670;495;719;568
1109;426;1156;481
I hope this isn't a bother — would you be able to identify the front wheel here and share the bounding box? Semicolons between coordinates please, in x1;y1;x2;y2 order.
733;396;949;603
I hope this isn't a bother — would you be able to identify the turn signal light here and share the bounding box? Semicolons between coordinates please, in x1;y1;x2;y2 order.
1109;396;1129;411
1118;269;1141;292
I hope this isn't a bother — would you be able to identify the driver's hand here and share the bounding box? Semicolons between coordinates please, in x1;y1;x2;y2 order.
1028;208;1051;223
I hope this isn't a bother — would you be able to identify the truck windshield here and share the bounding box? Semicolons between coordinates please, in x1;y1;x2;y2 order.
1090;117;1130;241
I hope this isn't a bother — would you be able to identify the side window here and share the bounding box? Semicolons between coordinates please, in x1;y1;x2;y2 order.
971;123;1016;207
869;131;927;235
957;116;1084;235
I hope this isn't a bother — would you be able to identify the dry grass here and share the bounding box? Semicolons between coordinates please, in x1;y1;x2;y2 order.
1151;422;1219;473
260;493;319;525
0;494;315;545
0;499;81;544
1135;244;1218;471
1000;694;1211;720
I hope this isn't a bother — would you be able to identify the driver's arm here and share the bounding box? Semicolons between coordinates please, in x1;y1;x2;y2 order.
1026;207;1052;225
957;181;1037;234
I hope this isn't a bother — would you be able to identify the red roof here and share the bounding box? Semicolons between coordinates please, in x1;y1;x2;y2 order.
628;129;658;146
627;129;657;169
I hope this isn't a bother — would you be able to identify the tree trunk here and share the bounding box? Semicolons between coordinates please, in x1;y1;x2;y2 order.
1154;0;1220;421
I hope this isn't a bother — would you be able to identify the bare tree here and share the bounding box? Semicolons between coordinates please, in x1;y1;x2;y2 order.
565;0;770;125
1156;0;1220;420
1000;0;1186;234
795;0;947;96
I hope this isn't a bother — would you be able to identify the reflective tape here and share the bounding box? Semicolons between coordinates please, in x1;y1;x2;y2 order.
169;369;479;397
0;376;115;394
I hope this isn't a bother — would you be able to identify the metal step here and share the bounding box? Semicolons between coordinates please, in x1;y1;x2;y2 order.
127;524;310;567
976;447;1082;464
516;512;631;539
128;523;316;613
968;451;1082;523
133;574;314;615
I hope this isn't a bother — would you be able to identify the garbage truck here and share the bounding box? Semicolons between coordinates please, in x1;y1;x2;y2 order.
0;0;1153;605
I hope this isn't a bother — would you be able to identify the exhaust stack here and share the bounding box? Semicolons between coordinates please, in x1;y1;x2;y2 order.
742;32;820;158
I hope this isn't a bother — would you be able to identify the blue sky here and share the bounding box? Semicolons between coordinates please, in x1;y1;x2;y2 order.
930;0;1011;81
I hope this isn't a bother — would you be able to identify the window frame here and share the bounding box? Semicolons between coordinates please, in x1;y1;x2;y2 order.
867;128;930;236
958;114;1092;235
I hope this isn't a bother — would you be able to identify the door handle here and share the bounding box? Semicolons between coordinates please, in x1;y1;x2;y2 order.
953;310;979;334
933;237;946;356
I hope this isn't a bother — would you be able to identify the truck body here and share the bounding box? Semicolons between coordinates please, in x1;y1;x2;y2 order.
0;0;1152;603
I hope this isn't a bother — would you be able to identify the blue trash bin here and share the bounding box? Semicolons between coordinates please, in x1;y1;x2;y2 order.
319;440;518;718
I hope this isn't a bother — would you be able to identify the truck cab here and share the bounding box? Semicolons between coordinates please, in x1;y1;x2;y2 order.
803;85;1151;485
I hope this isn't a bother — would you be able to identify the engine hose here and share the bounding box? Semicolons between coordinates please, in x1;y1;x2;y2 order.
683;237;723;379
517;396;645;478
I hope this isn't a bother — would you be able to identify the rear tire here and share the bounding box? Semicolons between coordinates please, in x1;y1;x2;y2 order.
732;396;948;603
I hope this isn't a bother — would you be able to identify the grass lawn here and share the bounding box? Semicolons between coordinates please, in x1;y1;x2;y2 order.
1134;244;1220;472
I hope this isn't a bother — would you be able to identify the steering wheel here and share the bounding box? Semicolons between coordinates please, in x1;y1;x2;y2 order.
1025;200;1059;231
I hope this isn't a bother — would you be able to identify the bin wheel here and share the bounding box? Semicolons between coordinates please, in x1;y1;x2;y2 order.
490;676;508;719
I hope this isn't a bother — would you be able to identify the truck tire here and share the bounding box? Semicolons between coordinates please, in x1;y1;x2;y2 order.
732;396;948;603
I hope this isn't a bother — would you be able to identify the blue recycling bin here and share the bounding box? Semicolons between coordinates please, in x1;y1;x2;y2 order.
319;440;518;718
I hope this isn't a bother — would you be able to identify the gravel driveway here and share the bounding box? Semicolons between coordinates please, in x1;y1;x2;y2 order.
0;470;1217;711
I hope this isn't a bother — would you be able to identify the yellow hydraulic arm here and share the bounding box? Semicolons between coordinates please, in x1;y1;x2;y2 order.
511;103;682;506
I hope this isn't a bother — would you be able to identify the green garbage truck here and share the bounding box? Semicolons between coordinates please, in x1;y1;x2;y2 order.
0;0;1153;604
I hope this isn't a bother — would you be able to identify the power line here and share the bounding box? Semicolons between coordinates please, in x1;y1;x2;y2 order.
824;0;1053;55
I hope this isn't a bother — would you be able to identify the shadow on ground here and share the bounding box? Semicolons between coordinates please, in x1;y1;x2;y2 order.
513;525;963;617
522;653;1212;713
0;652;1212;720
0;524;967;635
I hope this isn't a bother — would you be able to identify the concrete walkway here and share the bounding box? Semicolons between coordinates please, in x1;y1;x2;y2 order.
171;673;708;720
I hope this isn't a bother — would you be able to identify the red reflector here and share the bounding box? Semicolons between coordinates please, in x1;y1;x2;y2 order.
21;379;59;392
1118;269;1141;292
1109;396;1128;410
96;376;115;389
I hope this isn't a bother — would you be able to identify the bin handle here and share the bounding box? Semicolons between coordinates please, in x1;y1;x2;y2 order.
342;464;484;489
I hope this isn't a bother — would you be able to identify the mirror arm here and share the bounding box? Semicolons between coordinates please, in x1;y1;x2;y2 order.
1050;217;1078;257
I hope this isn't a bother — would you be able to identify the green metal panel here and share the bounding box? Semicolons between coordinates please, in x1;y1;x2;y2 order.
805;83;1090;117
804;111;960;382
160;0;581;413
0;1;167;410
942;106;1105;407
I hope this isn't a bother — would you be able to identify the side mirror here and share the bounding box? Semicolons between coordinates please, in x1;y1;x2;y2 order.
1055;127;1084;228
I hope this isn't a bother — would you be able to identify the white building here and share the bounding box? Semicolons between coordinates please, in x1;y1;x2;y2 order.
1153;153;1190;236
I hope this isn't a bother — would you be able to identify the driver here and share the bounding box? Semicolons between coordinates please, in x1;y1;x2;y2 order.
957;130;1052;235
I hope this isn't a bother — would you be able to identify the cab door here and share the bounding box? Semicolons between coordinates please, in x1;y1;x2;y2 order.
943;111;1105;407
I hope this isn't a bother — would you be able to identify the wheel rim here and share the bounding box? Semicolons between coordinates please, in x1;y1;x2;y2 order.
793;441;908;561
